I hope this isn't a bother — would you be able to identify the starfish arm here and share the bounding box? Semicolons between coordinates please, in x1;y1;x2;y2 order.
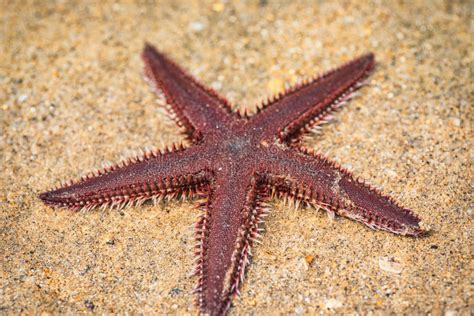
194;169;264;315
264;148;425;236
249;53;375;143
142;44;236;142
39;146;211;210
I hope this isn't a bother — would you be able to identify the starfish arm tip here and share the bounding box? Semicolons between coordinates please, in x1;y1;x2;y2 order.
38;191;50;204
142;41;155;54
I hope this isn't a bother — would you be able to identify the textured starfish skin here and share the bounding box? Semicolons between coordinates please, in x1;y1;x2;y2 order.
40;44;425;315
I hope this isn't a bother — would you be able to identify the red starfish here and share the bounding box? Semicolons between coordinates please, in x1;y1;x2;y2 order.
40;44;425;315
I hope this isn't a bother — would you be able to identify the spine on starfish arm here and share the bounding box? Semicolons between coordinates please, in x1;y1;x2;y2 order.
193;183;213;306
39;144;208;211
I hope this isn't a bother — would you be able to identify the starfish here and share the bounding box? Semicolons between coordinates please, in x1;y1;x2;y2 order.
40;43;425;315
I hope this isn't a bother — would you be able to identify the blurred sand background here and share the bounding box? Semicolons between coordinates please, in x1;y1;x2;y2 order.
0;0;472;314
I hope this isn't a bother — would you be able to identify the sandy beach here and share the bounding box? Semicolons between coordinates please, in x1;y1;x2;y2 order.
0;1;471;314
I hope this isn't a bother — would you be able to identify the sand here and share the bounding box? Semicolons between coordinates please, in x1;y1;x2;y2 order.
0;0;472;314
